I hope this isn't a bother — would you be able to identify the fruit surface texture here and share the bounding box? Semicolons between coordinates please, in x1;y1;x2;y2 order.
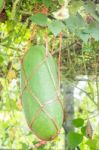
21;45;63;141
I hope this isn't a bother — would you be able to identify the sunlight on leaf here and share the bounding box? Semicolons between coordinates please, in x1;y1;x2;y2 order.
67;131;83;149
30;13;48;27
72;118;84;127
48;20;65;36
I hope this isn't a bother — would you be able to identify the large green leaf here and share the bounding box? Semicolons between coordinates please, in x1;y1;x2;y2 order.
30;13;48;27
72;118;84;128
64;13;89;42
65;13;99;42
85;2;99;22
69;0;83;15
67;131;83;149
64;13;86;33
78;32;90;43
88;27;99;41
48;20;65;36
83;24;99;41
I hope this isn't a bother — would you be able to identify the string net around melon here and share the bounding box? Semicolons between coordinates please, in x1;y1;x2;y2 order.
20;51;64;141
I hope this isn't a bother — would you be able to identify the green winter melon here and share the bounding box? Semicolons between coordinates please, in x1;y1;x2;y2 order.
21;45;63;141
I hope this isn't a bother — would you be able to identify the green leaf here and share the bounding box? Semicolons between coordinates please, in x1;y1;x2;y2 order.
69;0;83;15
72;118;84;127
58;0;64;5
67;131;83;149
85;2;99;22
42;0;52;7
0;54;4;64
78;32;90;43
48;20;65;36
21;142;28;149
83;24;99;41
82;45;93;52
0;0;4;12
96;5;99;13
89;27;99;41
30;13;48;27
37;0;42;2
86;139;97;150
64;13;99;42
81;126;87;136
64;13;86;33
85;1;95;13
38;146;45;150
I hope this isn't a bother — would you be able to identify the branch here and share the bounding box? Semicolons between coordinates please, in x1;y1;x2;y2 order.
11;0;21;19
52;41;76;55
0;43;21;51
19;10;33;15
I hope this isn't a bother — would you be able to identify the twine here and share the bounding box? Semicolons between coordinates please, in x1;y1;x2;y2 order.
21;50;64;141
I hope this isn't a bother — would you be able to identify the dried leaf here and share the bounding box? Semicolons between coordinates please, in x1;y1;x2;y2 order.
17;99;22;111
86;119;93;139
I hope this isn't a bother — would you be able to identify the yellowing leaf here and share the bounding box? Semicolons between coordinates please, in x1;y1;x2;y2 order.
7;70;16;80
9;127;16;140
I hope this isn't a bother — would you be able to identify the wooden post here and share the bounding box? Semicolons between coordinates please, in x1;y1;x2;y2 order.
62;82;74;150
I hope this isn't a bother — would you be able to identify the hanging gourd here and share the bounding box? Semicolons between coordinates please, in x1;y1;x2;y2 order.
21;45;64;141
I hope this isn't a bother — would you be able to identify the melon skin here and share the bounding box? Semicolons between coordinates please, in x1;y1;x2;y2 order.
21;45;63;141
